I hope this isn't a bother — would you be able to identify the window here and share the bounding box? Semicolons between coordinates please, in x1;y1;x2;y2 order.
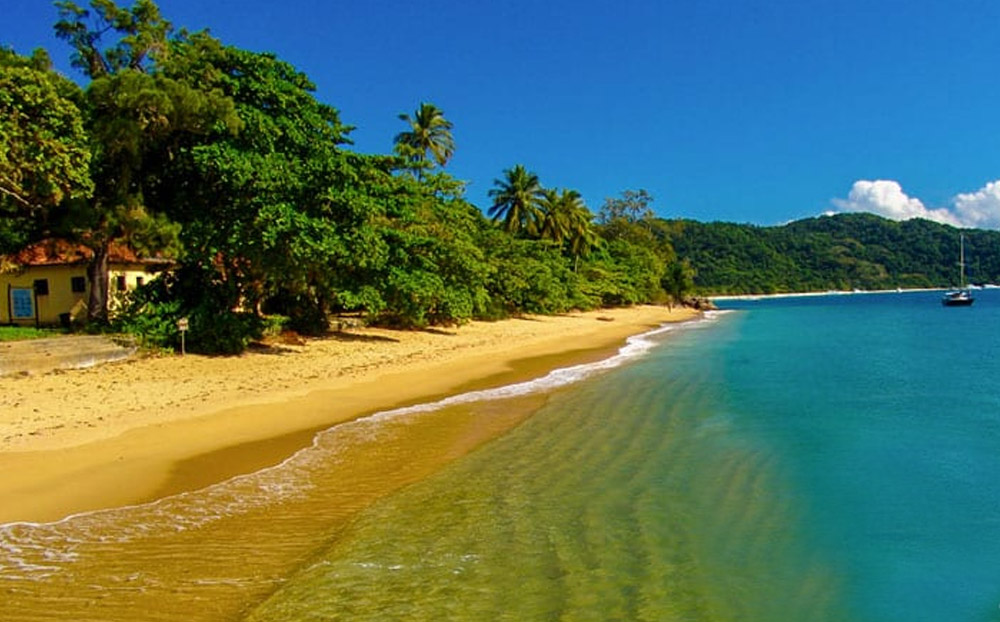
33;279;49;296
71;276;86;293
135;276;144;287
115;275;127;291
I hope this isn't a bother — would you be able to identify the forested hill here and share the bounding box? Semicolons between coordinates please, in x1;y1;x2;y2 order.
662;212;1000;295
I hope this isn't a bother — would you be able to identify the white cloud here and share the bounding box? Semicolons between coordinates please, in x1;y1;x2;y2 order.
953;181;1000;229
831;180;961;226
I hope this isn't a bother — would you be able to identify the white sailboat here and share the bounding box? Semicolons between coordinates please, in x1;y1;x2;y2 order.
942;234;974;306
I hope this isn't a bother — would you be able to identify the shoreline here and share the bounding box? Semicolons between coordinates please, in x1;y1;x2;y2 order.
0;305;698;524
710;287;949;301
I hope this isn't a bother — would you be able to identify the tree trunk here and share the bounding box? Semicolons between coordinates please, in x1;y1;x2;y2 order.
86;243;110;324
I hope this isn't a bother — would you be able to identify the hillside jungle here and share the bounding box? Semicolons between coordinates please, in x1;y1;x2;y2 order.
3;1;996;353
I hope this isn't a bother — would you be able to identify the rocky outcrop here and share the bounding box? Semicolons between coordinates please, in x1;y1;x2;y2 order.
684;296;717;311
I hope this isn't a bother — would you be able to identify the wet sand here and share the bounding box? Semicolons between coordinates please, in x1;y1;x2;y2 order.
0;306;697;523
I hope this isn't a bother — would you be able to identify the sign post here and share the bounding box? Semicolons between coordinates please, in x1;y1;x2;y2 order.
177;317;189;355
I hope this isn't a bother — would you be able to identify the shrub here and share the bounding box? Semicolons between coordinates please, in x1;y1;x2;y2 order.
114;271;264;354
113;279;183;350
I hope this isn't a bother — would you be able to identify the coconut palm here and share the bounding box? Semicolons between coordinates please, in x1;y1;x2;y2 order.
537;188;576;243
560;194;601;271
567;217;601;271
487;164;544;235
394;102;455;174
537;187;600;269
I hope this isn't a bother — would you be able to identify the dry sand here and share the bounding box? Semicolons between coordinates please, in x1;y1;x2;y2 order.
0;306;698;523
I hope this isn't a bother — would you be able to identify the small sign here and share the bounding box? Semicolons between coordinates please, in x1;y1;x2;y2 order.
177;317;190;356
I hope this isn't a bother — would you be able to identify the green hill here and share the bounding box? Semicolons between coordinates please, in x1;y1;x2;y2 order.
661;212;1000;295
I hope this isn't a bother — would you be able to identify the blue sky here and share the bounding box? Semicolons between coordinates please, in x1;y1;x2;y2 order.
6;0;1000;228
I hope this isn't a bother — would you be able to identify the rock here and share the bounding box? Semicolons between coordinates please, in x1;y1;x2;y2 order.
684;296;717;311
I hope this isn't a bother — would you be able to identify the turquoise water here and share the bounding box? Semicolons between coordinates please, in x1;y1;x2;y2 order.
716;291;1000;622
5;292;1000;620
246;292;1000;621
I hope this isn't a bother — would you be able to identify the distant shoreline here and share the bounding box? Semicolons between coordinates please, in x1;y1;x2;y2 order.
709;286;992;302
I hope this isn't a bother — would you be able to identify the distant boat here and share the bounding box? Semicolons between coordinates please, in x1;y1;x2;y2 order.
942;234;974;306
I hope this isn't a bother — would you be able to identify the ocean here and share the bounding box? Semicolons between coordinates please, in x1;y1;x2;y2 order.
3;291;1000;621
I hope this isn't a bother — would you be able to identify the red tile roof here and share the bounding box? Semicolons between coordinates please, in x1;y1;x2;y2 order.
4;239;173;267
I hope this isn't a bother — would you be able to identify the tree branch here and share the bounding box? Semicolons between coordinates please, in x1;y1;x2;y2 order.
0;182;38;211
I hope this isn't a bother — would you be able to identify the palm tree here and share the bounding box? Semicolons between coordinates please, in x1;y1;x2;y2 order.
560;194;601;271
537;187;600;270
394;102;455;175
537;188;576;243
487;165;544;235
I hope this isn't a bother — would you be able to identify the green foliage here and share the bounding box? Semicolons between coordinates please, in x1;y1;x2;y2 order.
51;2;238;322
149;37;365;335
0;47;92;221
114;269;263;353
591;238;666;306
547;198;601;271
481;232;585;315
55;0;172;78
598;189;662;251
665;213;1000;294
598;188;654;224
662;259;695;308
394;102;455;173
489;176;601;272
488;164;544;235
5;0;684;354
113;280;182;349
369;174;491;327
262;292;327;335
186;306;262;355
261;314;290;337
536;188;598;262
0;326;66;342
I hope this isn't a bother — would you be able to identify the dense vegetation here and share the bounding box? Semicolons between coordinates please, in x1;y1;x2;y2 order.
6;2;994;353
1;0;689;353
664;212;1000;294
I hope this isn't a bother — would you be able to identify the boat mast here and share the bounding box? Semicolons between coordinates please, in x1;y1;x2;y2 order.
959;233;966;289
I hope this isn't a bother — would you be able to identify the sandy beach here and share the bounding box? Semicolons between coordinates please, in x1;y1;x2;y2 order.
0;305;697;523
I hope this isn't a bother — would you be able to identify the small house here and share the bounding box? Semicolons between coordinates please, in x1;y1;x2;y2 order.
0;239;172;326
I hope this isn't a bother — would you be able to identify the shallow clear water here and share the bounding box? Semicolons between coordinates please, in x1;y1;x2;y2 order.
0;322;692;620
5;293;1000;621
241;313;844;621
246;291;1000;621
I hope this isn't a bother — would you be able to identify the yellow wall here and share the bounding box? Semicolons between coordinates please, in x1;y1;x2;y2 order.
0;264;162;326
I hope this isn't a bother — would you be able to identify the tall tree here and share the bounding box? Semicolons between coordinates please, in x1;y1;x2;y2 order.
150;33;373;338
487;164;543;235
661;259;695;309
598;188;655;224
563;199;601;271
537;188;573;243
0;46;92;249
55;0;171;78
597;188;666;254
536;187;601;269
54;0;237;322
394;102;455;175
